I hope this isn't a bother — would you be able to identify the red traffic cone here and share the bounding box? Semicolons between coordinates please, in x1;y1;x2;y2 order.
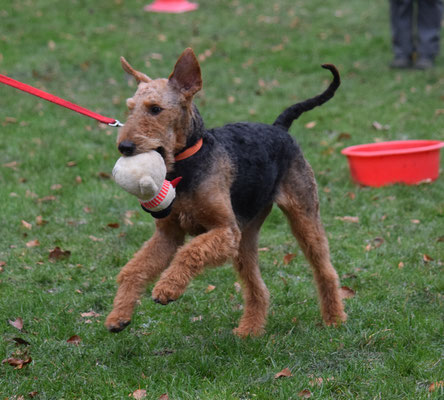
144;0;198;13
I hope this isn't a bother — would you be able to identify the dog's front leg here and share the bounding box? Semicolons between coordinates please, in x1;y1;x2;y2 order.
106;220;184;332
152;224;240;304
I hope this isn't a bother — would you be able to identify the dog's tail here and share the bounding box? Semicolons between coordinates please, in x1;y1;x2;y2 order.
273;64;340;131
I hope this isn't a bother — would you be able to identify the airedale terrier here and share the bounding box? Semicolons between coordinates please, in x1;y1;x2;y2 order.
105;48;347;336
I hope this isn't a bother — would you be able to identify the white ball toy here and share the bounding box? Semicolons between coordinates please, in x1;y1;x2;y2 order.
112;151;179;217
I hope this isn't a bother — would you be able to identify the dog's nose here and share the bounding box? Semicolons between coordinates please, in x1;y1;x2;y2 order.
118;140;136;156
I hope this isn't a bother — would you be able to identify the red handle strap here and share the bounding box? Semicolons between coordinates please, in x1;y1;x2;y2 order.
0;73;122;127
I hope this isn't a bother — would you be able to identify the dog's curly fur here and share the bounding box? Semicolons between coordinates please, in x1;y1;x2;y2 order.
105;48;347;336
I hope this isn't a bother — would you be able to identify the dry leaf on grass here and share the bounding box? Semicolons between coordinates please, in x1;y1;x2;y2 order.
283;253;297;265
9;317;24;331
423;254;434;262
2;356;32;369
36;216;48;226
13;337;31;346
66;335;81;345
26;239;40;248
21;220;32;230
298;389;312;398
132;389;147;399
429;381;444;392
80;311;101;318
107;222;120;229
158;394;169;400
205;284;216;293
335;216;359;223
49;247;71;260
304;121;317;129
340;286;356;299
274;367;292;379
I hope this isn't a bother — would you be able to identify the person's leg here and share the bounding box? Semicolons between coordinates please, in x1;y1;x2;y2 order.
389;0;415;67
416;0;443;68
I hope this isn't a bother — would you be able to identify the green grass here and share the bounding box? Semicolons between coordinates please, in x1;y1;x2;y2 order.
1;0;443;398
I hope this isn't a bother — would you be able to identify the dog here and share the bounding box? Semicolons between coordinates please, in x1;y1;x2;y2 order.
105;48;347;337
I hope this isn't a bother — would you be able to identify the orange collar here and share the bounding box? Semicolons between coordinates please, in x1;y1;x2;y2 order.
174;138;203;162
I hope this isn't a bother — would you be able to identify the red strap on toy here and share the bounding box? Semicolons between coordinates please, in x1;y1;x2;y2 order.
0;73;122;127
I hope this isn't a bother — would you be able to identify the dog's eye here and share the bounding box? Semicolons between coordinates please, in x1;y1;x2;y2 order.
149;105;163;115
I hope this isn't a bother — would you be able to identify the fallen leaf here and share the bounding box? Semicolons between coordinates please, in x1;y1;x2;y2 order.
36;216;48;226
75;176;82;183
347;192;356;200
205;284;216;293
429;381;444;392
132;389;147;399
98;172;111;179
304;121;317;129
234;282;242;292
411;219;420;224
158;394;169;400
66;335;81;345
28;392;39;398
437;236;444;242
26;239;40;248
398;261;404;269
283;253;297;265
337;132;351;141
13;337;31;346
107;222;120;229
37;195;56;202
335;216;359;223
66;161;77;167
298;389;312;398
48;40;56;50
372;237;385;248
340;286;355;299
274;367;292;379
21;220;32;230
49;247;71;260
80;311;101;318
9;318;24;331
2;356;32;369
372;121;390;131
309;376;324;386
423;254;434;262
3;161;19;169
89;235;103;242
258;247;270;252
191;315;203;322
50;184;62;190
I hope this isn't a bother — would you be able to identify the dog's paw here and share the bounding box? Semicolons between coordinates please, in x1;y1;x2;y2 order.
324;311;347;327
105;313;131;333
233;325;265;338
152;282;184;305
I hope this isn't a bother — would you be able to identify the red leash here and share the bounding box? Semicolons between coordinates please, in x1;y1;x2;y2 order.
0;73;123;127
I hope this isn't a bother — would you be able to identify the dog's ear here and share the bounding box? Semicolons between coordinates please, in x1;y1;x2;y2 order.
168;48;202;97
120;57;151;83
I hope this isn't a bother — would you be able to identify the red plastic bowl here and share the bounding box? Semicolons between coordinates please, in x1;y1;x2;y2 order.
341;140;444;187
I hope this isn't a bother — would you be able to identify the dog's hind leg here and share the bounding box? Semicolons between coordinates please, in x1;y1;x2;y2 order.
233;206;272;338
275;162;347;326
105;219;184;332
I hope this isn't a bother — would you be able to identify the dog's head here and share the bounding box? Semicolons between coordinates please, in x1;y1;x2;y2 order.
116;48;202;170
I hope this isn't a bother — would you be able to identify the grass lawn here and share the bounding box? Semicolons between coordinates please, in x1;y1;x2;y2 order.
1;0;443;398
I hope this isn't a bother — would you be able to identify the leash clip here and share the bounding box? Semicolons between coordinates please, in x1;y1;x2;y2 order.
108;120;124;127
